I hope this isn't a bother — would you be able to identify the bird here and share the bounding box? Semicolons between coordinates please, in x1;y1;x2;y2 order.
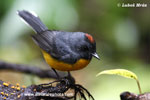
17;10;100;78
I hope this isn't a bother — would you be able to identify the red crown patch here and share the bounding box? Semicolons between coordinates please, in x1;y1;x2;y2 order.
85;33;95;43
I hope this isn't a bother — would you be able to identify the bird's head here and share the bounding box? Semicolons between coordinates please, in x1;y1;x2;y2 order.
72;32;100;60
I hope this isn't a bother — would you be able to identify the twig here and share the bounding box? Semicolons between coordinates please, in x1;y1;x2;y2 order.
0;60;65;79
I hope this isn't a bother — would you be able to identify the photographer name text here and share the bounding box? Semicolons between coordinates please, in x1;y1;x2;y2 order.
118;3;147;7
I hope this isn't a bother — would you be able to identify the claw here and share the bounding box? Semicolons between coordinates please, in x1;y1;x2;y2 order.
37;76;94;100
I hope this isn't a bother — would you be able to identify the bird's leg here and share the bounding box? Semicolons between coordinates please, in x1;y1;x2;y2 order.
67;71;75;84
39;68;60;87
67;71;71;78
52;68;60;79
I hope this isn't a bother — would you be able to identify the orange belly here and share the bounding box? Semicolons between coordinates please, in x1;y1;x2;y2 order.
42;51;90;71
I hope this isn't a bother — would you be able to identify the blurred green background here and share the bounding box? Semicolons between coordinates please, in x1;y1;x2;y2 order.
0;0;150;100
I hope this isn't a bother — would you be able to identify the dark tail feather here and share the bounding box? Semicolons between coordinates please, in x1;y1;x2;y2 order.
17;10;48;33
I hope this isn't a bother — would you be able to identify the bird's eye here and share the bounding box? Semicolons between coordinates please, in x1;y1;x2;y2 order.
80;45;89;51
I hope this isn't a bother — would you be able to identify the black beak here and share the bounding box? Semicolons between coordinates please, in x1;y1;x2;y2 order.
92;52;100;60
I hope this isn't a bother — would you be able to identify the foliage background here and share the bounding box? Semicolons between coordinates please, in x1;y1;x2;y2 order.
0;0;149;100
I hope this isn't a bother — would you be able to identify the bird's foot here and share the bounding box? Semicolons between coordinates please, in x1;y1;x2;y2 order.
70;84;95;100
37;76;94;100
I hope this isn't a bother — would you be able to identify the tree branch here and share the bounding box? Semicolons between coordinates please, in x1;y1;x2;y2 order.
0;60;95;100
0;60;65;79
120;91;150;100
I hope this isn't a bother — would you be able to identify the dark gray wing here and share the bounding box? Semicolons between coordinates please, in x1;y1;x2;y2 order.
53;31;80;64
32;31;80;64
31;31;56;54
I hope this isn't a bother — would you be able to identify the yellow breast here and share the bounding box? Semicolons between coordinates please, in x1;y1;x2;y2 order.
42;51;90;71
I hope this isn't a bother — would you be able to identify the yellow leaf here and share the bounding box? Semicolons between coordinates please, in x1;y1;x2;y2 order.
96;69;138;80
96;69;142;94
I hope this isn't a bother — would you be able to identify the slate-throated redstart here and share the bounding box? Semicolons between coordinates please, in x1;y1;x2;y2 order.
17;10;100;77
